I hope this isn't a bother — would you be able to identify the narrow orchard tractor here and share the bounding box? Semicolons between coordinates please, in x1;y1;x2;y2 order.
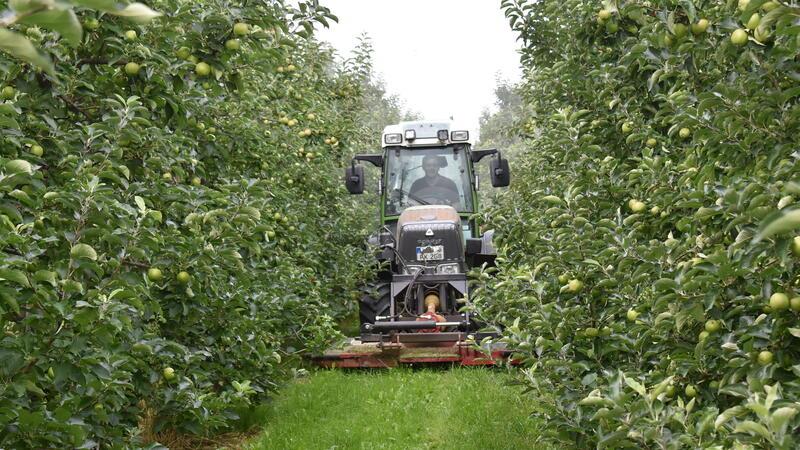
315;120;513;368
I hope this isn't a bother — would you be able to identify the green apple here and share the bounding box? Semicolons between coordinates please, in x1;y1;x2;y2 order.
1;86;15;100
195;62;211;76
163;366;176;380
761;1;778;11
746;13;761;31
84;19;100;30
225;39;240;51
233;22;249;36
567;279;584;293
147;267;163;282
621;122;633;133
673;23;687;38
177;47;191;60
691;19;709;35
731;29;749;46
769;292;789;311
124;62;141;76
177;271;191;283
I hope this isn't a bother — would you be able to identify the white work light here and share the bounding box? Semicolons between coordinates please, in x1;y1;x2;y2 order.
437;130;449;141
405;265;424;275
450;130;469;141
436;263;460;274
404;129;416;140
384;133;402;144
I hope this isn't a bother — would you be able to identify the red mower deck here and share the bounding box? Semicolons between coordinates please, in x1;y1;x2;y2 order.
314;337;518;368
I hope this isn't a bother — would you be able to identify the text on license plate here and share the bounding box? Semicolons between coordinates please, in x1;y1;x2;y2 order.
416;245;444;261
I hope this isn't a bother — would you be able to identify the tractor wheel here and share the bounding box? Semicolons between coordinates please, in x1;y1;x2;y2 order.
359;282;391;326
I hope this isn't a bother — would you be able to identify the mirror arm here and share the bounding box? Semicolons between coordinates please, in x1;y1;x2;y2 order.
353;154;384;167
471;148;498;163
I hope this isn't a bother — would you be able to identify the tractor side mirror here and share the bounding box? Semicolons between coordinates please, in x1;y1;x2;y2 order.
489;157;510;187
345;164;365;194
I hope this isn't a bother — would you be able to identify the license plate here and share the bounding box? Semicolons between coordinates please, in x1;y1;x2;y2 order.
416;245;444;261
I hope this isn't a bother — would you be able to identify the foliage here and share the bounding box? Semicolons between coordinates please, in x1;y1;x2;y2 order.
475;0;800;447
0;0;383;447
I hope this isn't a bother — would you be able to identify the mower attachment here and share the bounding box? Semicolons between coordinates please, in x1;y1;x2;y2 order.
313;333;518;368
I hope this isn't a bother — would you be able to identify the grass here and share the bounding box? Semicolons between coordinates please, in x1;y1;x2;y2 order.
243;367;554;450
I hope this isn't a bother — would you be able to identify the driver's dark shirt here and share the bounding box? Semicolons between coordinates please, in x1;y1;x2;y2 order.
409;174;459;203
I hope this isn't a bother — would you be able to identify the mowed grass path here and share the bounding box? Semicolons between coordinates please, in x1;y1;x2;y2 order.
244;367;552;450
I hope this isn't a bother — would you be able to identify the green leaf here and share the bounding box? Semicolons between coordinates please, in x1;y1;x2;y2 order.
654;278;679;292
8;189;34;206
70;243;98;261
33;270;57;286
110;3;162;23
23;380;45;397
0;29;54;75
733;420;771;439
19;8;83;46
755;209;800;243
71;0;119;10
0;289;20;313
771;407;798;433
623;374;647;397
0;115;20;129
0;268;30;287
9;0;42;14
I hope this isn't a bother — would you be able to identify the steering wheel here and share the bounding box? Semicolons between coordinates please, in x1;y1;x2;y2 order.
408;194;451;206
407;186;459;207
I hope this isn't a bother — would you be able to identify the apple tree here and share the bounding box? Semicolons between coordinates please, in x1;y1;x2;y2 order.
0;0;384;447
473;0;800;447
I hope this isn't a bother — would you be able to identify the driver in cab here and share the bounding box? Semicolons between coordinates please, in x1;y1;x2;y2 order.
409;155;460;208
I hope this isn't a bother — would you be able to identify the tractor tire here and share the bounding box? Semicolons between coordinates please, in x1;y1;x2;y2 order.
359;282;391;326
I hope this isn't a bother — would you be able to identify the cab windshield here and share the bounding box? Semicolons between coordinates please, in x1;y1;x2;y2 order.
384;146;474;216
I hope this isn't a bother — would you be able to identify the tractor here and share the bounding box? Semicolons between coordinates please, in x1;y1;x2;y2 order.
315;121;513;368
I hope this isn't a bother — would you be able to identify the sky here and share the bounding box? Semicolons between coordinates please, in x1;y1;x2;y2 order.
315;0;522;140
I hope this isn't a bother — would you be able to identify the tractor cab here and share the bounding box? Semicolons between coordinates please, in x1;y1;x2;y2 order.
346;121;510;240
323;120;514;367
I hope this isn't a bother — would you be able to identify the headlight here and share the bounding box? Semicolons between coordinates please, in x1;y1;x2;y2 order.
436;263;460;274
405;265;424;275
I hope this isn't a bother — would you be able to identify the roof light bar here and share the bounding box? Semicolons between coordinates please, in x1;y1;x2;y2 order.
384;133;402;144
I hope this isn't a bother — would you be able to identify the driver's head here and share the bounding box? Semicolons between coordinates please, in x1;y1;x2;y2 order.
422;155;441;179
